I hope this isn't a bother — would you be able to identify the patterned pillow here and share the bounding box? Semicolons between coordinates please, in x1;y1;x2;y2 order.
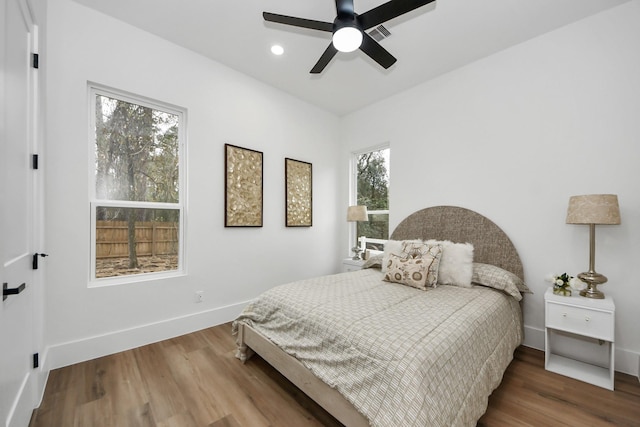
383;244;442;290
400;240;438;260
381;239;423;273
471;263;532;301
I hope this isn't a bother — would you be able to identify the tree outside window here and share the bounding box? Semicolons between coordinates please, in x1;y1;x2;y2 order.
355;147;389;250
90;87;184;281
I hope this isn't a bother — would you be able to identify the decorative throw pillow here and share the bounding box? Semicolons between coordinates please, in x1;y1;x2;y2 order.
424;239;474;287
400;240;437;260
381;239;423;273
383;244;442;290
362;253;383;269
471;262;532;301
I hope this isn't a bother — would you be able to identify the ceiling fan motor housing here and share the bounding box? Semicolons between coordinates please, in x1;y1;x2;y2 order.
333;14;363;52
333;13;361;32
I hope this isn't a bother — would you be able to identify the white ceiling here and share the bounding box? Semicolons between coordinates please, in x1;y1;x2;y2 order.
71;0;628;116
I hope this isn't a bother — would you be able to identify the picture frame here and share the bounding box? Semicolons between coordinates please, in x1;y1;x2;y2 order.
225;144;263;227
285;158;312;227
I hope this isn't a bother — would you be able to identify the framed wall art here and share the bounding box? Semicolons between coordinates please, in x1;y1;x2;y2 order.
285;158;312;227
225;144;263;227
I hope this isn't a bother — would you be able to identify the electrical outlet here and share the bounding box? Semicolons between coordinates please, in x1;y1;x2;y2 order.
195;291;204;303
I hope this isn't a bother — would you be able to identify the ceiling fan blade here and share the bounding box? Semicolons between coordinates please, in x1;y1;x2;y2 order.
358;0;436;30
359;33;397;69
263;12;333;32
310;44;339;74
335;0;354;15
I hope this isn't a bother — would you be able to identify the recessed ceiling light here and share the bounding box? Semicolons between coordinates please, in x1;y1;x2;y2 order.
271;45;284;56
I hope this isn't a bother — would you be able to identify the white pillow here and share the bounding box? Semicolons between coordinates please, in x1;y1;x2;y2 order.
424;239;474;287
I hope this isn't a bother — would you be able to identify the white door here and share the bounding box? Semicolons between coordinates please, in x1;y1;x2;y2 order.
0;0;40;426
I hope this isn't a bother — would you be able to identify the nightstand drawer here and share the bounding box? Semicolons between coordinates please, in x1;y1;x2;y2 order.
546;302;614;341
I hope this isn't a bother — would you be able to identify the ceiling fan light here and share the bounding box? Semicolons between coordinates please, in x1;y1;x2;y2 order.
332;26;362;53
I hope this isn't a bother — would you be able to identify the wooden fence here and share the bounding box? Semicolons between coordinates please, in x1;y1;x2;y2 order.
96;220;178;258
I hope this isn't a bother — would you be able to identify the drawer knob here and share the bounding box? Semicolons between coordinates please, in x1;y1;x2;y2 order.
585;316;590;322
562;313;567;317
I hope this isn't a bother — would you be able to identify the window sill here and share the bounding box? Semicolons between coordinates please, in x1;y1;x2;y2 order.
88;269;186;288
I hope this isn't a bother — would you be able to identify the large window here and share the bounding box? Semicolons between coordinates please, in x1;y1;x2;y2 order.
89;85;185;284
352;145;390;251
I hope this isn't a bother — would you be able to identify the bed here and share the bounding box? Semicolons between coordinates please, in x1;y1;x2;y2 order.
233;206;527;427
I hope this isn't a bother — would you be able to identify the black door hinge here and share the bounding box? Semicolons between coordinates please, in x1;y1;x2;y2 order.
32;253;49;270
32;154;39;170
33;353;39;369
32;53;39;69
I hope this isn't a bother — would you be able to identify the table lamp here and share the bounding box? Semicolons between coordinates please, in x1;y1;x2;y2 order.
566;194;621;299
347;205;368;260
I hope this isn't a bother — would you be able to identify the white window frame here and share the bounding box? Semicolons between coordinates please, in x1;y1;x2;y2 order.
88;83;187;286
349;143;390;254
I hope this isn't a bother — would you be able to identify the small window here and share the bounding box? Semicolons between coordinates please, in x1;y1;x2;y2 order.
352;145;390;251
89;85;185;284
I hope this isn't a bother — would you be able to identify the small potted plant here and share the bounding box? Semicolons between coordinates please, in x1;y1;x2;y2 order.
547;273;586;296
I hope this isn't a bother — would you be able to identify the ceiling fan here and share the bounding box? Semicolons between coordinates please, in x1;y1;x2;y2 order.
263;0;436;74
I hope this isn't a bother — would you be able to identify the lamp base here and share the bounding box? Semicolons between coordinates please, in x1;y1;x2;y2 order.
577;271;607;299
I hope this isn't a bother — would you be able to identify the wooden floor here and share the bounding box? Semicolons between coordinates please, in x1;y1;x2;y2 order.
31;323;640;427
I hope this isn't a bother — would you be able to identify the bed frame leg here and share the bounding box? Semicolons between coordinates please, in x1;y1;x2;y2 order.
235;323;255;363
235;344;255;363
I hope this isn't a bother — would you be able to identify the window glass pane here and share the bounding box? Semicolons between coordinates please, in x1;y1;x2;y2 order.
95;206;179;278
357;213;389;243
356;148;389;241
95;95;179;203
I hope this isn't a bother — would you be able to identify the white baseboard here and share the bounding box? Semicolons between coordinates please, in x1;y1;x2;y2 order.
617;348;640;379
41;301;249;372
522;324;640;378
523;324;545;351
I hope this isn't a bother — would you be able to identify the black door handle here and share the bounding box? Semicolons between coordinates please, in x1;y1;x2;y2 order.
3;282;26;301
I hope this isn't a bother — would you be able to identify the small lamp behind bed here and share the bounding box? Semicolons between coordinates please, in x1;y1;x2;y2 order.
347;205;368;260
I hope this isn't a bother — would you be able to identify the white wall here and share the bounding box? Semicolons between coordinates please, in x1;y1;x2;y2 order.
341;2;640;375
42;0;342;369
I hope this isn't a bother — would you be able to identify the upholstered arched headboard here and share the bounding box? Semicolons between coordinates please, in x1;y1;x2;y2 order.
390;206;524;280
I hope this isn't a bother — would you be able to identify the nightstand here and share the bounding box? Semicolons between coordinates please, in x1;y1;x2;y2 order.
544;287;615;390
342;258;365;272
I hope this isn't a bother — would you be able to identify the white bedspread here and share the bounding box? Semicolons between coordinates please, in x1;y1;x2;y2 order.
233;268;523;427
